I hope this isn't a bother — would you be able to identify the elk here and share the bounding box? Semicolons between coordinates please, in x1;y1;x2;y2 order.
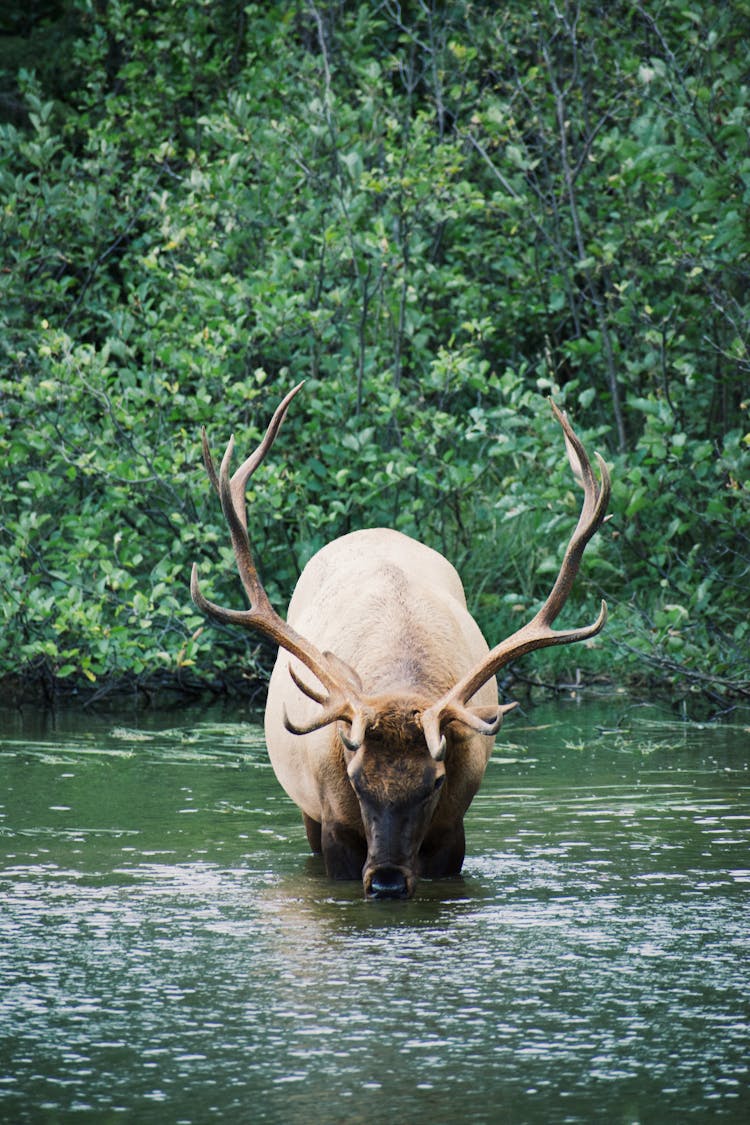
191;385;610;899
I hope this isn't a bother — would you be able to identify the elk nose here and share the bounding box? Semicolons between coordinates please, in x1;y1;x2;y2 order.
367;866;409;899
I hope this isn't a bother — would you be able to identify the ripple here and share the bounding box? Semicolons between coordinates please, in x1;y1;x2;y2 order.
1;701;749;1123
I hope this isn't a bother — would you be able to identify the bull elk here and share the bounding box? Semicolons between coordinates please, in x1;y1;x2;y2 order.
191;385;610;899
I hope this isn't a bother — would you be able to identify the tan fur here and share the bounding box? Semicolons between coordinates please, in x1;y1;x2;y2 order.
264;529;498;826
261;528;498;896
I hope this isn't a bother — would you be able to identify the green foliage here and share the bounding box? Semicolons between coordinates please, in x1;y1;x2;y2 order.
1;1;748;709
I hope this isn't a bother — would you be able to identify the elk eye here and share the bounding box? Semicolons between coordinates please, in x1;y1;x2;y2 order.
433;774;445;792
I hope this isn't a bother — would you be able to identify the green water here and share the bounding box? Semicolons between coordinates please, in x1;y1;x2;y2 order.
1;698;748;1124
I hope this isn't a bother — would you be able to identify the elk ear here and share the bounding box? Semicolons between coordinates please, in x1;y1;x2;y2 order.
462;702;519;731
323;651;364;692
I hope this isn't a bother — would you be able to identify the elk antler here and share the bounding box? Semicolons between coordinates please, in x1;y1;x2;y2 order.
190;383;372;744
421;399;611;760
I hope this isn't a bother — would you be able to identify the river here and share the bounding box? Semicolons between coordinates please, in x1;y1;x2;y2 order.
1;697;748;1123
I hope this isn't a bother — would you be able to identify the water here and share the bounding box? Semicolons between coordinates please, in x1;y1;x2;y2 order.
1;698;748;1123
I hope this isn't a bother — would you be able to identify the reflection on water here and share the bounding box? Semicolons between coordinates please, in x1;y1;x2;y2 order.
1;699;749;1123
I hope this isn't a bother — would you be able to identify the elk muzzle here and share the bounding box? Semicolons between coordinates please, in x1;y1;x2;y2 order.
363;863;416;900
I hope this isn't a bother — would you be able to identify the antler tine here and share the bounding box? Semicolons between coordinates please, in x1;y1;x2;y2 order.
200;427;220;496
422;701;519;761
199;382;304;513
421;399;610;757
214;432;273;618
539;400;611;628
228;381;305;532
283;689;370;745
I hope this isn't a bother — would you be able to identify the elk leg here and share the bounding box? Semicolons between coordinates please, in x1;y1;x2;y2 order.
418;821;466;878
302;812;322;853
321;821;367;881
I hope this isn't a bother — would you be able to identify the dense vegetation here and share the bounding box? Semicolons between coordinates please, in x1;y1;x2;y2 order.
1;1;748;715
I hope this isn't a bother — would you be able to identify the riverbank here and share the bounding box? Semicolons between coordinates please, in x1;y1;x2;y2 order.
3;662;747;724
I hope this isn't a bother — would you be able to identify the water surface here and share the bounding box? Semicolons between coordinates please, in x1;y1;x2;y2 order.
1;698;748;1123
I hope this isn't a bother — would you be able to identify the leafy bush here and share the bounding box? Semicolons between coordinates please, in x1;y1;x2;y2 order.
1;1;748;712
